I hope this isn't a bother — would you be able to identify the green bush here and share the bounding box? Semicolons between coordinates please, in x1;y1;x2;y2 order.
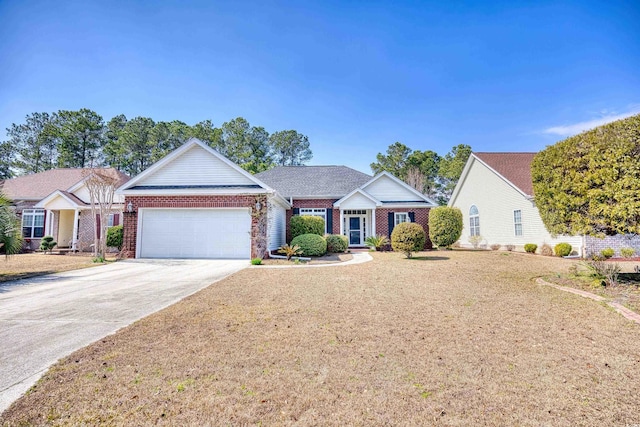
391;222;426;258
524;243;537;253
554;242;572;257
251;257;262;265
600;247;615;259
39;235;57;253
620;247;636;258
290;215;325;239
106;225;124;250
364;235;389;251
325;234;348;253
291;233;327;257
428;206;463;248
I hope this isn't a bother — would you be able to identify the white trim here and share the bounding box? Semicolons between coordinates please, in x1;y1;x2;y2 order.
379;203;434;209
513;209;523;236
333;188;381;208
394;212;409;227
117;138;275;194
72;209;79;250
362;171;438;206
120;187;270;196
34;190;84;209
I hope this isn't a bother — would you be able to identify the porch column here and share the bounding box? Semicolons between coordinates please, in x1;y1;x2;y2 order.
371;209;376;237
46;210;53;236
71;209;79;251
339;209;344;235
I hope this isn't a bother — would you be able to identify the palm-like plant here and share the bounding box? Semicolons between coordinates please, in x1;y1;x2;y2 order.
364;235;389;251
0;192;23;259
277;244;303;260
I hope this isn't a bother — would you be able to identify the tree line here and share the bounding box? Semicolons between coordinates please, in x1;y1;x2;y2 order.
370;142;472;204
0;109;313;178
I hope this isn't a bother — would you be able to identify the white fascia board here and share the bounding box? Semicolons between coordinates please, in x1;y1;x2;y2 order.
120;188;270;197
380;203;436;209
333;188;381;207
447;155;475;206
34;190;82;209
364;171;438;206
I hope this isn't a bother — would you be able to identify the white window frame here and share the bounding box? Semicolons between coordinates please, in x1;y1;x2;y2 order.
469;205;480;236
22;209;46;238
107;213;116;228
513;209;523;236
394;212;409;226
299;208;327;233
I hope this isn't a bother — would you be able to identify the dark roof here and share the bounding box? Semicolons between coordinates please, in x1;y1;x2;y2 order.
474;152;537;196
256;166;371;198
1;168;130;201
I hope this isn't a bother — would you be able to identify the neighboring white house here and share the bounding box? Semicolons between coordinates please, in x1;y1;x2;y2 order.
448;152;585;255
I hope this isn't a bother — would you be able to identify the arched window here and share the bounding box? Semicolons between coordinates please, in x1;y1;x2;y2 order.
469;205;480;236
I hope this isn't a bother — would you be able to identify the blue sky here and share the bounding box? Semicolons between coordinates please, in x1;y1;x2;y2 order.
1;0;639;173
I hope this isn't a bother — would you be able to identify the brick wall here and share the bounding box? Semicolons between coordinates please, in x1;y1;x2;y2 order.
585;234;640;258
122;194;267;258
375;208;433;250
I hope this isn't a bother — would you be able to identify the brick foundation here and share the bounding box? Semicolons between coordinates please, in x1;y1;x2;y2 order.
122;194;268;259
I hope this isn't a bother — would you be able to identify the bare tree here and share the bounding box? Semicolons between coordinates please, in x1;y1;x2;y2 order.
83;169;119;259
405;167;426;194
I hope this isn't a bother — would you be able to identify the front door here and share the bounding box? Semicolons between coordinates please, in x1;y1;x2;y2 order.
349;217;361;245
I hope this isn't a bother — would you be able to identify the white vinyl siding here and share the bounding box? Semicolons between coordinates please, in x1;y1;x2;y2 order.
450;157;583;253
136;144;256;187
338;192;377;209
137;208;251;258
268;202;287;251
363;175;419;201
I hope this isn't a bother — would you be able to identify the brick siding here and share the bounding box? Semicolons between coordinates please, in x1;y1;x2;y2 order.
585;234;640;258
122;195;267;258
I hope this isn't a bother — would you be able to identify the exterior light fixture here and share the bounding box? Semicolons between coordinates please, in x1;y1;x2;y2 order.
127;201;134;213
255;201;262;211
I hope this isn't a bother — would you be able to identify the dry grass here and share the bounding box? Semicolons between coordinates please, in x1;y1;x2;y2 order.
0;253;106;282
2;251;640;426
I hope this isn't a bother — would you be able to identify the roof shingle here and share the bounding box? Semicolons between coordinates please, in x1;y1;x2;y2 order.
474;152;537;196
256;166;371;198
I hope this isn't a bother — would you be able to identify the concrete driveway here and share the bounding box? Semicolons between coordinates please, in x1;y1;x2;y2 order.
0;258;248;412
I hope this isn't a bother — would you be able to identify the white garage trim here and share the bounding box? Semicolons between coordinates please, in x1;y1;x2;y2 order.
136;208;251;259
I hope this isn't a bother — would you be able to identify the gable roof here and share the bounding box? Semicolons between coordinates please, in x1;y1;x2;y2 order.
334;171;437;207
473;152;537;196
255;166;371;198
1;168;129;201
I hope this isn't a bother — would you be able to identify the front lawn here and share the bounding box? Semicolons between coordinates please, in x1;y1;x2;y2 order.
2;251;640;425
0;253;107;282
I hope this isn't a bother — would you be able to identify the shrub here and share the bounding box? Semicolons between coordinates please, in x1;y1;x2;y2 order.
326;234;348;253
290;215;324;239
364;235;389;251
554;242;572;257
106;225;124;250
600;247;615;259
428;207;463;248
505;244;515;252
39;235;57;253
277;244;303;260
581;259;622;286
524;243;537;253
391;222;426;258
251;258;262;265
468;235;482;249
490;243;501;251
540;243;553;256
291;233;327;257
620;247;636;258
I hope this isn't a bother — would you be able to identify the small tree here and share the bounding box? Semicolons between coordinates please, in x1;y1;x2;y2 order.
106;225;123;250
0;192;23;259
428;206;463;249
39;235;57;253
84;169;120;259
391;222;426;258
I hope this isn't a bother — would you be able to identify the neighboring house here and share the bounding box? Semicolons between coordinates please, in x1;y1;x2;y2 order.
117;138;436;259
1;168;130;251
448;152;585;255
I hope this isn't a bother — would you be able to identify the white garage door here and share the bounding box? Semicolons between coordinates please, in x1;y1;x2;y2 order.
138;208;251;259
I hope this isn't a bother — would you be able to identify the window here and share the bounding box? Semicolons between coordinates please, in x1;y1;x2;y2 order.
469;205;480;236
107;213;115;227
299;208;327;232
22;209;45;238
394;212;409;226
513;210;523;236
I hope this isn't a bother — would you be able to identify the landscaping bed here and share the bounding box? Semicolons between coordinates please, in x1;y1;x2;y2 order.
2;251;640;426
260;252;354;265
